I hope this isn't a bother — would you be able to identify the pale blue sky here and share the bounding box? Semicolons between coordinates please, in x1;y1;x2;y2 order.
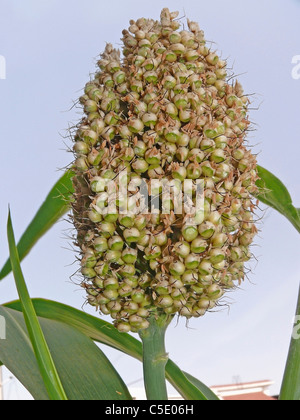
0;0;300;399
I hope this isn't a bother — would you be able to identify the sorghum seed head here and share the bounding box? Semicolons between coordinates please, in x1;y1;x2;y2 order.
71;8;259;333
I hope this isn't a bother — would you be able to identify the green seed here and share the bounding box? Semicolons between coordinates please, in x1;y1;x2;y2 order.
198;222;215;239
104;277;119;290
122;248;138;264
182;225;198;242
191;237;208;254
169;261;186;276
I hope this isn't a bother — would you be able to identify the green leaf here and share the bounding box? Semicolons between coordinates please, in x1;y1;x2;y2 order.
183;371;220;401
7;211;68;400
5;299;218;400
0;170;74;280
279;285;300;400
256;167;300;399
256;166;300;233
0;306;49;400
0;306;132;400
165;361;214;401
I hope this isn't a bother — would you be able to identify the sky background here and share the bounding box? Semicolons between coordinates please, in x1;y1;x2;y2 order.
0;0;300;400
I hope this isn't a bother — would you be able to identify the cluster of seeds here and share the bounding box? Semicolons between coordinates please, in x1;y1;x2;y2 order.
71;8;259;332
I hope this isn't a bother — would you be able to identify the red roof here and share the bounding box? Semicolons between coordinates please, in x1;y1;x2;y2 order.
223;392;276;401
210;379;277;401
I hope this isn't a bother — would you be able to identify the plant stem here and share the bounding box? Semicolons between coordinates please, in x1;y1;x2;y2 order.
139;314;172;400
279;284;300;400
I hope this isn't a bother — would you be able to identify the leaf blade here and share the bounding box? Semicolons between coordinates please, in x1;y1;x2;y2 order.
7;212;68;400
0;306;49;400
256;166;300;233
5;298;218;400
183;371;219;400
279;285;300;400
0;306;132;400
256;167;300;399
0;170;74;280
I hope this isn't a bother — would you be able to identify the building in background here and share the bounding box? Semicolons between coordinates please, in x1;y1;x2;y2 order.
130;379;277;401
211;379;277;400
